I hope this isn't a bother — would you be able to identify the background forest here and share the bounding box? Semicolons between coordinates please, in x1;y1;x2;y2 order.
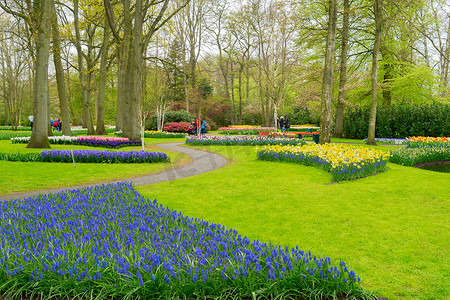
0;0;449;142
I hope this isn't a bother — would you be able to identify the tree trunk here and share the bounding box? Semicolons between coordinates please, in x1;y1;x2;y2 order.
52;1;71;136
27;0;52;148
442;15;450;96
96;19;110;136
238;63;244;124
367;0;382;146
333;0;349;139
129;0;143;141
74;0;91;131
116;45;125;131
84;64;95;134
230;61;235;124
47;91;53;136
246;63;250;105
121;0;133;139
319;0;337;144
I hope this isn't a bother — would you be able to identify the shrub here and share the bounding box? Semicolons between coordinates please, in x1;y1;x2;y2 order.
343;103;450;139
286;107;319;126
146;110;193;131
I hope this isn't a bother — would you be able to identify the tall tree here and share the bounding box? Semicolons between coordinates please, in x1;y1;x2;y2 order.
0;18;30;130
104;0;190;140
96;17;111;135
319;0;337;144
73;0;95;134
0;0;53;147
333;0;350;138
51;2;71;136
27;0;53;148
367;0;383;145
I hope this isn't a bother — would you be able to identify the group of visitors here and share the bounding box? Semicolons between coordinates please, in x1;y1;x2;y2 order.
51;118;62;131
187;118;208;135
28;116;63;132
277;116;290;132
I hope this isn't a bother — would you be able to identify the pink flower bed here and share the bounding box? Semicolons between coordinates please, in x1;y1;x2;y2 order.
76;136;130;142
163;122;190;133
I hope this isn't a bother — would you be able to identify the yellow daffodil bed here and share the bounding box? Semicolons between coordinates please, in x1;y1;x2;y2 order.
256;143;391;182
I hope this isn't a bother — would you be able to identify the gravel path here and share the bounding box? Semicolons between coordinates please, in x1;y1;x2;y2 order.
0;143;228;201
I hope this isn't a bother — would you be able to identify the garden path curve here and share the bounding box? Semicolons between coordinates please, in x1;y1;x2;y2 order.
0;143;228;201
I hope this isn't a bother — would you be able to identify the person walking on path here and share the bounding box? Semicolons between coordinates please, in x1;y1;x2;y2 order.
285;117;290;133
279;116;285;132
28;116;33;131
201;119;208;135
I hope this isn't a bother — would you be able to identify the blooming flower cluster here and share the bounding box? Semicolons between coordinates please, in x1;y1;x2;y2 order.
186;135;306;146
163;122;191;133
40;149;168;163
256;143;390;181
0;131;31;141
228;125;263;128
260;131;298;139
363;138;407;145
76;136;129;142
0;183;370;299
218;127;276;135
290;124;318;128
289;125;320;132
406;136;450;148
11;136;77;144
144;131;186;138
11;135;141;148
73;136;141;148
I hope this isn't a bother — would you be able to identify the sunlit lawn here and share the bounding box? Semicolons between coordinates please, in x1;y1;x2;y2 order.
136;144;449;300
0;138;188;195
1;134;448;300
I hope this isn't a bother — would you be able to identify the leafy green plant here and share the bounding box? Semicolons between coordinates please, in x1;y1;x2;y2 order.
0;152;41;162
389;147;450;166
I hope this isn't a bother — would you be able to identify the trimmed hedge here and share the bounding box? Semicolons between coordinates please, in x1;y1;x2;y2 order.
343;103;450;139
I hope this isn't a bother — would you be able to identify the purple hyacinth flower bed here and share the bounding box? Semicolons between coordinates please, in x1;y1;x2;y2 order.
186;135;306;146
40;149;168;163
0;183;375;299
73;139;142;148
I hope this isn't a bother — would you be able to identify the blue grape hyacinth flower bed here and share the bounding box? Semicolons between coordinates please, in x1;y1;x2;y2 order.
0;183;376;299
40;149;168;163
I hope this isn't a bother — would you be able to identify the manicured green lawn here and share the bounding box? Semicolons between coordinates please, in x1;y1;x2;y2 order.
0;138;188;195
136;145;449;300
1;135;448;300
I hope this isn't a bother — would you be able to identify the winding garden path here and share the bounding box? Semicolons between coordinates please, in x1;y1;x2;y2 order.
0;142;228;201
